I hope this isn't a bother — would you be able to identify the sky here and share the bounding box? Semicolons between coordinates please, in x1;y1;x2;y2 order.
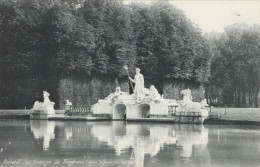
124;0;260;33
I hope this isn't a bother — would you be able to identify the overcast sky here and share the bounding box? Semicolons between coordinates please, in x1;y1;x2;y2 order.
124;0;260;33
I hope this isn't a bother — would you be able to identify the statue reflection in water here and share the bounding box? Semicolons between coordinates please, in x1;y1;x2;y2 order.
29;121;208;167
91;122;208;167
30;120;56;151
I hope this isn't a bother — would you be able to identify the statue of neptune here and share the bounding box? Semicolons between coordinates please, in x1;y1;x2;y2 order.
129;68;145;102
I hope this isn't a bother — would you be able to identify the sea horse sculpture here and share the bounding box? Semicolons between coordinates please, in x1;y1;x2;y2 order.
180;88;192;103
43;91;51;103
31;91;55;115
179;88;201;112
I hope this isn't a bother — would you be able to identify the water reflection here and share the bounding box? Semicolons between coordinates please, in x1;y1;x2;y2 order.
29;121;208;167
176;125;208;158
91;122;208;166
30;121;56;151
1;120;260;167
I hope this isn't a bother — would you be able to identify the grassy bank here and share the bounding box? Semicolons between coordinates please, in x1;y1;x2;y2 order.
209;107;260;122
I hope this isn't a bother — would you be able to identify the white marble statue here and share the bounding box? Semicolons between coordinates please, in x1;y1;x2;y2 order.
149;85;161;101
114;87;123;96
178;88;201;112
43;91;51;103
98;87;127;105
33;101;40;109
66;99;72;106
129;68;145;102
180;88;192;103
143;85;161;104
110;87;124;103
31;91;55;115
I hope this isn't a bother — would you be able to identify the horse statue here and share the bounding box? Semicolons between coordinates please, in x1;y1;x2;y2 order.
43;91;51;103
180;88;192;103
31;91;55;115
178;88;201;112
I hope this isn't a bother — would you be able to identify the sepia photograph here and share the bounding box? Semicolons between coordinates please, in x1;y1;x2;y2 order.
0;0;260;167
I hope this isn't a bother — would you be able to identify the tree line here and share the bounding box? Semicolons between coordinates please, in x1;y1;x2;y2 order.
206;24;260;107
0;0;211;82
0;0;259;107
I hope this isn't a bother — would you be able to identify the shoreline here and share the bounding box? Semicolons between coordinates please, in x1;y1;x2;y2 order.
0;109;259;125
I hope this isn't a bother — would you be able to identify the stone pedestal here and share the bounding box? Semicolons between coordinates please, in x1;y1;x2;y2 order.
65;104;72;111
175;108;208;124
64;104;72;115
30;110;49;120
201;108;209;117
149;103;168;118
92;103;113;118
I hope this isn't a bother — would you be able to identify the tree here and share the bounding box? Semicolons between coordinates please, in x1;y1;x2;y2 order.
207;23;260;107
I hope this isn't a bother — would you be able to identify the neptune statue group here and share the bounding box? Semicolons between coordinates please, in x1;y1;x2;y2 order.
93;67;208;122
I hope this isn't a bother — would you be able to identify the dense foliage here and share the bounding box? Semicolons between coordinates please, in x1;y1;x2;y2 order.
4;0;259;108
0;0;212;83
206;24;260;107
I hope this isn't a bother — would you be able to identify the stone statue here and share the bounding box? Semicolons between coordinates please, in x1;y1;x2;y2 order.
142;85;161;104
180;88;192;103
31;91;55;116
114;87;123;97
66;99;72;106
110;87;124;103
149;85;161;101
33;101;40;109
200;99;209;109
178;88;200;112
98;87;126;105
129;68;145;102
43;91;51;103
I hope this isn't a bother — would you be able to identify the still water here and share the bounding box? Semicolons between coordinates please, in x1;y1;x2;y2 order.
0;119;259;167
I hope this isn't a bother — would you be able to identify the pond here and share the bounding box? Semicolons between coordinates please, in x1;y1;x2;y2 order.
0;119;259;167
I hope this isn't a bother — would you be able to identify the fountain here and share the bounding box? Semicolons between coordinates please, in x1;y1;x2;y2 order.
93;68;209;123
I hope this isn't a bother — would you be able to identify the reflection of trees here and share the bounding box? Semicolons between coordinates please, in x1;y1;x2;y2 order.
0;120;37;157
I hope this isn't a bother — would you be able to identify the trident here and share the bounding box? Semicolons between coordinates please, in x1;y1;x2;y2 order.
123;65;134;92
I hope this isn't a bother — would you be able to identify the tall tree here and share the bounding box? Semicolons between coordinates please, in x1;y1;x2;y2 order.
207;24;260;107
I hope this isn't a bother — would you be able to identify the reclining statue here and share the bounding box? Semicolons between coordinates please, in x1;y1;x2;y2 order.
97;87;128;105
